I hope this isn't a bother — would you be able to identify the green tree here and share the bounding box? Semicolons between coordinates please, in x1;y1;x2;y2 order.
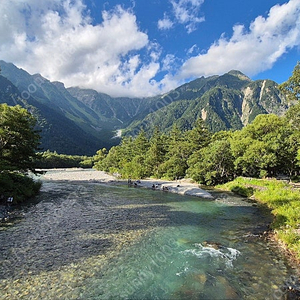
231;114;298;178
104;137;135;176
35;150;93;168
186;118;211;153
159;124;187;179
132;130;149;155
279;62;300;102
284;102;300;131
95;132;150;178
99;146;122;173
145;127;167;177
159;119;212;180
281;132;300;179
281;103;300;178
0;104;40;173
0;104;41;202
232;137;277;178
187;135;234;185
114;132;150;179
93;148;108;170
125;130;150;178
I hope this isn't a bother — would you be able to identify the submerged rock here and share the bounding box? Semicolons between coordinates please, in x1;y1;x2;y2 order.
194;273;207;284
202;241;223;250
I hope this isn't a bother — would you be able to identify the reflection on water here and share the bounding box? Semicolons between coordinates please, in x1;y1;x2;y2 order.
0;178;297;299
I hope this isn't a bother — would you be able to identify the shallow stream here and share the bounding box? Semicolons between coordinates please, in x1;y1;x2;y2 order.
0;173;298;299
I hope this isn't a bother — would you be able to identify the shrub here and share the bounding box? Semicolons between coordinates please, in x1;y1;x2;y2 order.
0;172;41;204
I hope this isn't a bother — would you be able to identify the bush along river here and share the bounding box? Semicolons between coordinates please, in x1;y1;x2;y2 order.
0;175;299;299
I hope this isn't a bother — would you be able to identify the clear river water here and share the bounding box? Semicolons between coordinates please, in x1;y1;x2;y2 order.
0;172;298;299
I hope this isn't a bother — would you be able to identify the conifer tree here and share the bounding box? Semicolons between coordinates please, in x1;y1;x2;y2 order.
145;127;166;177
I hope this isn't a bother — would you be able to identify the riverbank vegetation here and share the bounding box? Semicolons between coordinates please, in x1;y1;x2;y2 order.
0;104;41;203
217;177;300;260
34;150;93;169
93;108;300;184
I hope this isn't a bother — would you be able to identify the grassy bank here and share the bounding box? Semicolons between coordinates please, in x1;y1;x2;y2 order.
217;177;300;261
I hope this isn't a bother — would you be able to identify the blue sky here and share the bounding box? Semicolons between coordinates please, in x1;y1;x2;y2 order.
0;0;299;97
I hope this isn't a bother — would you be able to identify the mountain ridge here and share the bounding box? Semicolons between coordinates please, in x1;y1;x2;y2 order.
124;71;288;135
0;60;290;154
0;74;103;155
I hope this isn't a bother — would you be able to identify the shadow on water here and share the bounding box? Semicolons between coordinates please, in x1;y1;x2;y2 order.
0;181;272;281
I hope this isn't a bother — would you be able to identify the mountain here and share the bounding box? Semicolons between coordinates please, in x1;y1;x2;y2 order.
0;61;125;155
0;74;106;155
66;87;152;125
0;61;290;155
124;70;289;135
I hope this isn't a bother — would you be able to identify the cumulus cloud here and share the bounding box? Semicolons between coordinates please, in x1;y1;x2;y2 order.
180;0;300;79
0;0;165;97
158;14;173;30
171;0;205;33
1;0;299;98
159;0;205;33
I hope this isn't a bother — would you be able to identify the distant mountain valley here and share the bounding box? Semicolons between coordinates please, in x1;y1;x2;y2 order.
0;60;289;155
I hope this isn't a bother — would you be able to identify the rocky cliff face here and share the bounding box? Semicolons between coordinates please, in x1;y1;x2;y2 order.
241;79;288;125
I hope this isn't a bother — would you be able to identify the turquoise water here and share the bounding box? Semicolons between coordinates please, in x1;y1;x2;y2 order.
0;177;297;299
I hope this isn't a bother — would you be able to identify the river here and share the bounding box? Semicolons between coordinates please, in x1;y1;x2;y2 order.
0;173;298;299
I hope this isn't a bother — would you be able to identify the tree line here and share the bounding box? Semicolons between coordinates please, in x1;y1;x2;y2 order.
93;110;300;185
34;150;93;169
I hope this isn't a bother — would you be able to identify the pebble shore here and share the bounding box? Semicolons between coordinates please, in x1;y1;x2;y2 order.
40;169;214;199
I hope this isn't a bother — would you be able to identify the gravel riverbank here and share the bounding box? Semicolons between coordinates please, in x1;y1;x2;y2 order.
39;169;214;199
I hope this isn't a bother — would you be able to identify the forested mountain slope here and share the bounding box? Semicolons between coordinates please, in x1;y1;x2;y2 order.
0;75;102;155
124;71;289;135
0;60;290;154
0;61;123;154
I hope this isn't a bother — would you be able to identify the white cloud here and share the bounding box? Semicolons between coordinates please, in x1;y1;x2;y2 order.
162;54;176;71
0;0;165;97
158;14;173;30
180;0;300;79
1;0;299;98
170;0;205;33
158;0;205;33
187;44;198;55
